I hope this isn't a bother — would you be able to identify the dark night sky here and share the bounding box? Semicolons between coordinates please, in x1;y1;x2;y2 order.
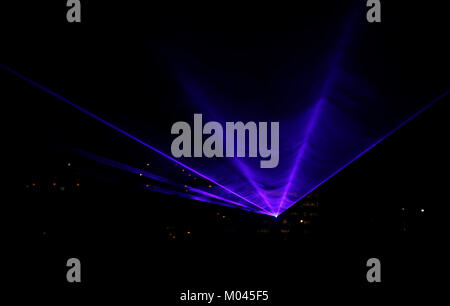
3;0;450;303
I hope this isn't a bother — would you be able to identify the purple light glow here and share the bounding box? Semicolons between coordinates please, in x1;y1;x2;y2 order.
77;149;260;211
3;60;448;217
279;89;450;214
2;64;270;215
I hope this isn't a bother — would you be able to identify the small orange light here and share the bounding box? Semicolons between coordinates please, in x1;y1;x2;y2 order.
146;163;150;167
208;184;212;188
139;173;143;176
146;184;150;188
76;183;80;187
52;182;57;186
187;231;191;235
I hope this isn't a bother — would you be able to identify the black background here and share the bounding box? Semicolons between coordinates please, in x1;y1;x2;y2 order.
3;0;450;303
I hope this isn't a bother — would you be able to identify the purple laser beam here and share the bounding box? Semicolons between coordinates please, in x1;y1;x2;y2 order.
280;89;450;214
1;64;270;214
77;149;260;211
